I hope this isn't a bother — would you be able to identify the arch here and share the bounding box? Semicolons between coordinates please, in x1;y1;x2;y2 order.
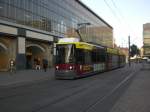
0;42;8;71
0;42;8;51
26;44;45;52
26;43;46;69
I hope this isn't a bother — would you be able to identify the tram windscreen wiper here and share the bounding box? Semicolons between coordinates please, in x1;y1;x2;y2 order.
56;44;74;64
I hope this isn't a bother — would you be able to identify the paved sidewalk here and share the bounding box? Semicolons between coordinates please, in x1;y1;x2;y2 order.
110;69;150;112
0;68;54;87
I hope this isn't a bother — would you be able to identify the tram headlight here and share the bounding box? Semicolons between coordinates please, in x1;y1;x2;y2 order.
80;65;82;70
69;66;73;70
56;66;59;70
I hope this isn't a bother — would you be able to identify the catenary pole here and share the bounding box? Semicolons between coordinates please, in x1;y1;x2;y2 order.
128;35;131;66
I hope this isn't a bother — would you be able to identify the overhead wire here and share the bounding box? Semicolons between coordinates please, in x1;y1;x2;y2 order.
104;0;139;47
103;0;122;24
110;0;141;47
110;0;129;47
104;0;127;47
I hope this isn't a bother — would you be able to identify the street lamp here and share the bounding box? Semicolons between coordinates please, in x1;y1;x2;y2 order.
75;22;91;42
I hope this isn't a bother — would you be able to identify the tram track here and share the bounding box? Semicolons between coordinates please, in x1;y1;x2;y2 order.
32;64;140;112
31;65;139;112
0;64;141;112
0;65;130;100
84;64;140;112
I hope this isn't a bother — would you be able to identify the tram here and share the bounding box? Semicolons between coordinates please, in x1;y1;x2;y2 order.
55;38;126;79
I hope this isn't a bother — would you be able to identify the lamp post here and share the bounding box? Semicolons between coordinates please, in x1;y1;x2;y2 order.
75;22;91;42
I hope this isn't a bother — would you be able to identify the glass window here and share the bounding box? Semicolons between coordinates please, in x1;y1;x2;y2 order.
24;11;32;26
41;17;47;30
0;0;112;42
84;50;92;64
56;44;75;64
33;3;37;14
4;2;9;18
76;49;85;64
92;50;97;63
0;2;5;17
46;19;52;32
16;9;24;24
2;0;8;3
32;15;40;29
9;5;16;21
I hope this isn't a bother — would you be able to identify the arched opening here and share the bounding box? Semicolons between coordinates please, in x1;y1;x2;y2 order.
0;43;8;51
0;43;8;71
26;44;45;69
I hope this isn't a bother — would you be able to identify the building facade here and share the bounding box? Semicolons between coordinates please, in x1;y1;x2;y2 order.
119;47;129;63
0;0;113;71
143;23;150;58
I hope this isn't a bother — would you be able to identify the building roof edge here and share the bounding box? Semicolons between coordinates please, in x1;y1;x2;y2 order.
76;0;113;29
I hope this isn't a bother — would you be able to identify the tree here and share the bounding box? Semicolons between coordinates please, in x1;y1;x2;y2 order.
130;44;140;57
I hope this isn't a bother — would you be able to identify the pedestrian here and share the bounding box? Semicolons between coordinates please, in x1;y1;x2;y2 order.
43;59;48;72
9;59;16;74
35;58;41;70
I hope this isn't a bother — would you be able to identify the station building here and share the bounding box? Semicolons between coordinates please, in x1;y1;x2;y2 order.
0;0;113;71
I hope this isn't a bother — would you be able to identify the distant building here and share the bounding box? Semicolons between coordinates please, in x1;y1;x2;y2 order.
143;23;150;58
140;47;144;57
119;47;129;63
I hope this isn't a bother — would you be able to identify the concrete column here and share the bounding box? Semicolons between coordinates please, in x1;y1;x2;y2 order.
52;37;58;66
52;43;56;66
16;37;26;70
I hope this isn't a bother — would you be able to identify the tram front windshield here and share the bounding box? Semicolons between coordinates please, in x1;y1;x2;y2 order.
56;44;75;64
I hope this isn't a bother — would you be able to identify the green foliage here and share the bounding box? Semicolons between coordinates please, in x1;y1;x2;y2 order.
130;44;140;57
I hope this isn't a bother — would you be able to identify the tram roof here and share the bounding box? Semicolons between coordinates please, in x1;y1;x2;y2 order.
57;41;125;56
106;48;118;54
118;50;125;55
56;41;105;50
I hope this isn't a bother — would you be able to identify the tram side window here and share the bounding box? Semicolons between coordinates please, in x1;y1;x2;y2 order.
76;49;92;64
84;50;92;64
107;54;112;63
76;49;85;64
112;55;119;67
97;51;101;62
99;50;106;62
92;51;97;63
120;55;125;63
92;50;105;63
113;55;118;63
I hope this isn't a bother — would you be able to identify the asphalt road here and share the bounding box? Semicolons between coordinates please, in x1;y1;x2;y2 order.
0;63;142;112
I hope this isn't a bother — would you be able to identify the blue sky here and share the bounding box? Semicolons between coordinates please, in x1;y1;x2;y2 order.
81;0;150;48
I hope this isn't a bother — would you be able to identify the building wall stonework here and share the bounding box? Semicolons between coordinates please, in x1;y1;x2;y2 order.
0;23;54;71
0;37;17;71
26;40;53;69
